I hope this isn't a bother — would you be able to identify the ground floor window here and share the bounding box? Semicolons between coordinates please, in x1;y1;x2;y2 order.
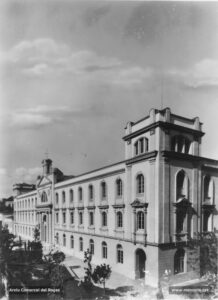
90;239;94;255
117;244;123;263
63;234;66;246
79;237;83;252
71;235;74;248
102;241;107;259
174;249;185;274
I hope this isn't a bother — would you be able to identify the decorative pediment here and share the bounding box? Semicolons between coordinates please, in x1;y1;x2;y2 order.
37;176;52;187
98;205;109;210
112;204;125;209
131;199;148;208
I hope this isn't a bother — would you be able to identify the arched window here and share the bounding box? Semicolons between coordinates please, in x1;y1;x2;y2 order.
136;174;144;194
63;234;66;246
79;237;83;252
55;193;59;205
41;191;48;203
79;212;83;225
204;176;214;203
176;170;189;200
90;239;94;255
78;187;83;201
70;189;74;203
89;212;94;226
71;235;74;248
134;138;149;156
137;211;144;230
174;249;185;274
117;212;123;228
116;179;123;197
101;181;107;199
171;135;191;154
56;233;59;244
89;185;94;201
117;244;123;263
102;212;107;227
62;191;66;204
102;242;107;259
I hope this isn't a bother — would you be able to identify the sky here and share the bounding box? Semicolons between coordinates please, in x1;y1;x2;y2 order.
0;0;218;197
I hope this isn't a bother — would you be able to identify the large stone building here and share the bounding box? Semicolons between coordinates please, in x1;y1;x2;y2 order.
12;107;218;286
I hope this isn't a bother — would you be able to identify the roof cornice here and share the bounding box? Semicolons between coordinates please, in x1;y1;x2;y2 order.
123;121;204;141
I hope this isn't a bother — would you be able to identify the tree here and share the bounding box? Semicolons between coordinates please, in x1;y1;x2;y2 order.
0;224;15;298
83;249;93;289
44;249;67;298
188;232;217;278
92;264;111;294
33;225;40;242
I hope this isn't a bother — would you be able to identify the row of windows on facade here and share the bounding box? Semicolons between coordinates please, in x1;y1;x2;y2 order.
133;135;193;156
15;198;37;210
56;210;145;230
15;212;35;223
54;175;145;205
55;234;124;263
176;171;214;202
13;224;185;275
15;225;32;237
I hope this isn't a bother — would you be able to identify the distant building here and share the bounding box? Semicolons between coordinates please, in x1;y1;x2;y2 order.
0;196;14;232
12;108;218;286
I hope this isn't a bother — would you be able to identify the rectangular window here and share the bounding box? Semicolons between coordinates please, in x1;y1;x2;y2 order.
63;212;66;224
56;212;59;224
117;250;123;263
89;212;94;226
70;211;74;224
103;246;107;258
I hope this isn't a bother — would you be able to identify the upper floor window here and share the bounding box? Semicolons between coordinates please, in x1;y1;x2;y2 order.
70;189;74;203
136;174;144;194
176;170;189;200
55;193;59;205
89;212;94;226
116;179;123;197
56;212;59;224
116;211;123;228
137;211;144;230
89;185;94;201
102;242;107;259
89;239;94;255
78;187;83;201
70;211;74;224
134;137;149;156
62;212;66;224
41;191;48;203
203;175;214;203
102;211;107;227
79;212;83;225
117;244;123;263
62;191;66;204
171;135;191;154
101;181;107;199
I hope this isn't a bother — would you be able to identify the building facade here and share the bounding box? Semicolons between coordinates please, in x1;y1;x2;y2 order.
13;108;218;286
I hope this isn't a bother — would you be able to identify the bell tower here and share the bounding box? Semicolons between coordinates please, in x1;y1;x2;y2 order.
42;158;52;176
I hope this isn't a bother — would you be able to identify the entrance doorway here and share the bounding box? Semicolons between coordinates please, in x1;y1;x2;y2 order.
135;249;146;279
